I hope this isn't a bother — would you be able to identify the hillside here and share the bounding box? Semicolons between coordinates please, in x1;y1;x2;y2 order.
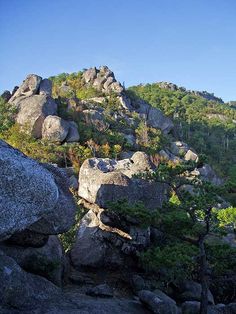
0;66;235;313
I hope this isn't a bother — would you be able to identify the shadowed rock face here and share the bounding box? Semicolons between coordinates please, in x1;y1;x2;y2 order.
78;152;167;210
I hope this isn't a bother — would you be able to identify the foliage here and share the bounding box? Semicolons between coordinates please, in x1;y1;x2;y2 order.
140;243;198;282
107;199;154;227
0;97;16;132
206;242;236;277
0;124;92;172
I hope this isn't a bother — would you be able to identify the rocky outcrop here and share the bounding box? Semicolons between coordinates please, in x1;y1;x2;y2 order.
78;152;167;209
1;90;11;102
157;81;224;103
42;115;70;142
8;74;42;104
83;66;123;94
16;95;58;138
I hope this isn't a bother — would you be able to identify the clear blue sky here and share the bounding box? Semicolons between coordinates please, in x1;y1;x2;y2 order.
1;0;236;101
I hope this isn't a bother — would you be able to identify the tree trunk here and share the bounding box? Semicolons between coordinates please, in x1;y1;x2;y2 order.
199;236;208;314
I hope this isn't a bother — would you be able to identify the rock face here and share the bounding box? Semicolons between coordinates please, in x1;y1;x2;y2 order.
78;152;167;209
42;115;70;142
0;140;76;240
8;74;42;103
16;95;58;138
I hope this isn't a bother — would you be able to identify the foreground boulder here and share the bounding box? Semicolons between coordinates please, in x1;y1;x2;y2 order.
78;152;167;209
0;140;76;240
0;140;58;240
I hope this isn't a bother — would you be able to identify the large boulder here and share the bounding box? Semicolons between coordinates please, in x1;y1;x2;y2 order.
0;140;59;241
138;290;178;314
42;115;69;142
198;164;223;186
78;152;166;209
147;107;174;133
0;250;61;310
16;95;58;138
8;74;42;103
81;109;109;132
0;236;64;286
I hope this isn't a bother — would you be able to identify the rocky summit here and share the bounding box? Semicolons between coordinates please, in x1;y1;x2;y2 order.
0;66;235;313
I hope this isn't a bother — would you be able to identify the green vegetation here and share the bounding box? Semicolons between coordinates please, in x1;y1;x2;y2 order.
128;84;236;178
141;242;198;282
0;96;16;133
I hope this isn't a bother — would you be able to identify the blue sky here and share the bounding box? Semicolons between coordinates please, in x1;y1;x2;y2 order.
0;0;236;101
